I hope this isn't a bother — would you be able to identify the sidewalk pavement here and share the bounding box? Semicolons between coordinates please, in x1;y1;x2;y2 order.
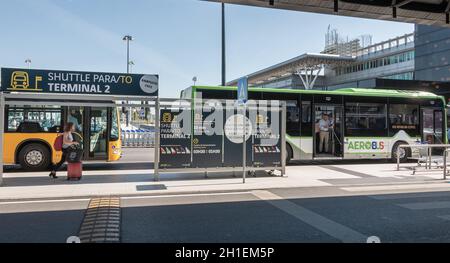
0;163;449;201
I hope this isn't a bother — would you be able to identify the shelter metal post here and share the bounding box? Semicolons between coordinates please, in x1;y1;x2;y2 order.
444;149;448;180
154;98;160;181
281;101;286;177
242;103;246;184
0;93;4;186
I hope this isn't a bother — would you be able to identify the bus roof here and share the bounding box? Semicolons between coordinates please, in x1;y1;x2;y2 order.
191;86;443;100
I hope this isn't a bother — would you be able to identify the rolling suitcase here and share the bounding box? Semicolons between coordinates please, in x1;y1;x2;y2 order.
67;162;82;181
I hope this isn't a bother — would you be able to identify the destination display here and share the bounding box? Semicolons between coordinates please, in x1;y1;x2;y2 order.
192;105;223;168
253;108;282;167
159;110;191;169
0;68;158;97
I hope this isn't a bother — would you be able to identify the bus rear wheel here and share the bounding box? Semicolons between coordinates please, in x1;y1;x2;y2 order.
18;143;51;171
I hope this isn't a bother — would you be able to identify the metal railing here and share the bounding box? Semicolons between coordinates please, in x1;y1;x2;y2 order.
121;129;155;147
396;144;450;180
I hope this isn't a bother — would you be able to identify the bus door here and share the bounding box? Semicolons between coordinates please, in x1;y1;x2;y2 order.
86;107;108;160
66;106;109;160
422;107;444;155
313;104;343;158
421;108;443;145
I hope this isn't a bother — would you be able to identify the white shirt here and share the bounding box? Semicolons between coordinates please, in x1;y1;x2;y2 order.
319;119;330;132
62;132;74;149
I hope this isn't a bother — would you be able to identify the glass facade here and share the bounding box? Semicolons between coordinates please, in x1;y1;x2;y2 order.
382;72;414;80
335;50;415;76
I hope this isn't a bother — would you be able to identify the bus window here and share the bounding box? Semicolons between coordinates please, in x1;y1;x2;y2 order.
389;104;419;137
301;101;312;136
7;105;62;133
286;100;300;136
345;102;387;137
197;89;235;100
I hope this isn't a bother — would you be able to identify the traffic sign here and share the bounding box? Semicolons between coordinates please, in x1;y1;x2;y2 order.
1;68;159;97
237;76;248;104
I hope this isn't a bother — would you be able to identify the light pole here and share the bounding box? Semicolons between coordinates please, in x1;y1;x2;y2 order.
221;3;226;86
25;59;32;69
128;61;135;73
123;35;133;73
192;76;197;86
123;35;133;126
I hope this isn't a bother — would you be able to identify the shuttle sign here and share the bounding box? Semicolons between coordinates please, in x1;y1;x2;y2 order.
0;68;158;97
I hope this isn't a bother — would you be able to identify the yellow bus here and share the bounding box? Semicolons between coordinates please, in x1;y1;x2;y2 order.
4;104;122;170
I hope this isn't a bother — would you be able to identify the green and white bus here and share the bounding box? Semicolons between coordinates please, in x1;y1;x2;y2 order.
181;86;447;163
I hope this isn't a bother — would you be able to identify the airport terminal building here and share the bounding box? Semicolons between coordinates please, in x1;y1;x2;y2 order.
227;25;450;98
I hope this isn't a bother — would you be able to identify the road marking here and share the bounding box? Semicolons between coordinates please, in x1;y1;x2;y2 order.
0;198;90;205
341;183;450;192
121;191;253;200
369;191;450;200
398;201;450;210
320;165;375;178
437;215;450;220
438;215;450;220
78;197;121;243
251;190;367;243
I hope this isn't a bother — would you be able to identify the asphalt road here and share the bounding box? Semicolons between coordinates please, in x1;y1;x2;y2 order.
3;187;450;243
0;199;88;243
120;189;450;243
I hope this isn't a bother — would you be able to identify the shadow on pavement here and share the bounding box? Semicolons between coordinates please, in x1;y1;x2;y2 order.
2;169;274;187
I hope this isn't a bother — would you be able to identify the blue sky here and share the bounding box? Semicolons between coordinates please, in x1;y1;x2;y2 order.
0;0;414;97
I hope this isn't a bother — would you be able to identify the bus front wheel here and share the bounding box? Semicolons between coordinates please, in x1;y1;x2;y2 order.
286;144;293;165
18;143;51;171
391;142;410;163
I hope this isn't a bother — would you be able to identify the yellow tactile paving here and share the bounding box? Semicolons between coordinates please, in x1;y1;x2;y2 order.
78;196;121;243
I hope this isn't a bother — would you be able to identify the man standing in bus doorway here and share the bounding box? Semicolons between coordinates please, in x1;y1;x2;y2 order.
319;113;331;153
68;109;81;133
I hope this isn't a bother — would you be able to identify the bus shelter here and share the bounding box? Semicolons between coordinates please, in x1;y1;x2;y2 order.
154;98;287;182
0;67;159;186
0;92;160;186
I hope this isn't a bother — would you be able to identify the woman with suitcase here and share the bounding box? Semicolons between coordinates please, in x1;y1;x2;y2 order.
49;122;79;179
